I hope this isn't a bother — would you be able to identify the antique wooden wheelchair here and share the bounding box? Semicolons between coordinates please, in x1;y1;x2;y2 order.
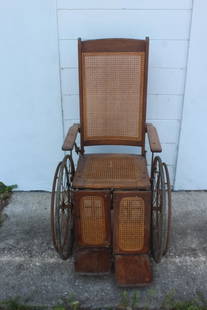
51;38;172;286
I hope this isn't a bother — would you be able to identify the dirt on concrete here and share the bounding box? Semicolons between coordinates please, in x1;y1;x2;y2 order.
0;191;206;308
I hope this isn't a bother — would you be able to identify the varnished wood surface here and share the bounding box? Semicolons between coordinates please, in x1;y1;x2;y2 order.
141;37;149;155
62;123;80;151
74;247;112;274
81;38;148;53
72;154;151;190
146;123;162;153
115;254;152;286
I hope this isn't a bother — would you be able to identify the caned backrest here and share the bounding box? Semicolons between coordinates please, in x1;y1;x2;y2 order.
78;38;149;147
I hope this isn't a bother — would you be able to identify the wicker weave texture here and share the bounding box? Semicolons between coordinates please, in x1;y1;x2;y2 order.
79;195;107;245
82;52;145;142
73;154;151;190
85;157;137;179
118;197;145;251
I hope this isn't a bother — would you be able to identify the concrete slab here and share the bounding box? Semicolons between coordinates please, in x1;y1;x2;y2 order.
0;192;206;308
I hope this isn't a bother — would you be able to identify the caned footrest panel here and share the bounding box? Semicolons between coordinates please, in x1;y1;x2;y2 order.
73;191;111;247
113;191;151;254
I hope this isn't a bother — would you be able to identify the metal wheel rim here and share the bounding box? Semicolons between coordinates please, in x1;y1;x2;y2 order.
51;161;62;252
151;156;166;263
162;162;172;256
55;161;71;258
51;155;74;260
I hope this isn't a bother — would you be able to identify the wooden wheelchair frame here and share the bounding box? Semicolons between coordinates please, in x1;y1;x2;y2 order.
51;38;172;286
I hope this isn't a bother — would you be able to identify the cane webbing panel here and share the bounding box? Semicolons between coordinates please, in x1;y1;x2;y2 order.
73;154;150;190
82;52;145;143
79;196;107;245
118;197;145;251
86;157;137;179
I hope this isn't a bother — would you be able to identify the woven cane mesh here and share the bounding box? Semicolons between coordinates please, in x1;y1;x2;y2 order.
82;52;145;143
72;154;151;190
79;196;106;245
85;157;137;180
118;197;145;251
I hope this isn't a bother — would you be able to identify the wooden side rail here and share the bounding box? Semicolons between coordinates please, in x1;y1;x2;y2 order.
62;123;80;151
146;123;162;153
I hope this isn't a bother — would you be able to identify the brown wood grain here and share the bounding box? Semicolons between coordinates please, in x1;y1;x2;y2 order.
146;123;162;153
62;123;80;151
74;247;112;274
115;254;152;286
81;38;147;52
78;38;85;154
141;37;149;156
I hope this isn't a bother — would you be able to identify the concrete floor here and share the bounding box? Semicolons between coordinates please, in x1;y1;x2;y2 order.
0;191;207;308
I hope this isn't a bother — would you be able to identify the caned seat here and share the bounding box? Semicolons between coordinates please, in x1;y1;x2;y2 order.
72;154;151;190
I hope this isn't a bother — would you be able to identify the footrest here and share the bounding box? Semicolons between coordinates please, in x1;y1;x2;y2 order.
115;254;152;286
74;247;112;274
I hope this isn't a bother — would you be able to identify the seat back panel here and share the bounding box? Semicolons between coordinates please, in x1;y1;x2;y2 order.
79;38;149;147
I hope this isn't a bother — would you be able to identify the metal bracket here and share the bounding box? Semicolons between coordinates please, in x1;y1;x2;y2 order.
74;142;81;155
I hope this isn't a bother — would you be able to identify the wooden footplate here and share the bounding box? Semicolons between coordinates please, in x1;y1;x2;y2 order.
115;254;152;286
74;247;112;274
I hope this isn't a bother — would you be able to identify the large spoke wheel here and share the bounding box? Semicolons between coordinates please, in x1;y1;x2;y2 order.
162;162;172;256
151;156;171;263
51;155;75;260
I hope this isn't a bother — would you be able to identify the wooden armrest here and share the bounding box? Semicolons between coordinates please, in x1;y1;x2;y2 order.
146;123;162;153
62;123;80;151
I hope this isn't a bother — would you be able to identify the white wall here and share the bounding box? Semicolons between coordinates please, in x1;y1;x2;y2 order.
56;0;193;185
174;0;207;190
0;1;63;190
2;0;204;190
